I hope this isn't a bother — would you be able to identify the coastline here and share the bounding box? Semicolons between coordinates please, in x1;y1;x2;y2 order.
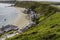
0;7;31;40
12;7;30;29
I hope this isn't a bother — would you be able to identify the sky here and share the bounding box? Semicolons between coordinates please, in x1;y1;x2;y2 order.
0;0;60;2
32;0;60;2
17;0;60;2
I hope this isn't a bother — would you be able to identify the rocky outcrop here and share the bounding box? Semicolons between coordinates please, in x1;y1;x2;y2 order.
0;25;18;34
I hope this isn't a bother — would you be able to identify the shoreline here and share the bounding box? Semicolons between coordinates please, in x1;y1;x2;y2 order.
0;7;31;40
12;7;30;29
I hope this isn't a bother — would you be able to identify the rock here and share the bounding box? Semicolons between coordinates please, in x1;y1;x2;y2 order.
0;25;18;34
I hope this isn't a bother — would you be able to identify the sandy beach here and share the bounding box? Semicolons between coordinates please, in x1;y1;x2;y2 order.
12;7;30;29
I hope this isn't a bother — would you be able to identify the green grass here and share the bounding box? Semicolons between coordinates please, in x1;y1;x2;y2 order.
6;2;60;40
0;30;14;38
6;11;60;40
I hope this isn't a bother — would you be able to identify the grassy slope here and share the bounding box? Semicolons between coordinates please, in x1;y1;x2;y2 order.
6;11;60;40
6;2;60;40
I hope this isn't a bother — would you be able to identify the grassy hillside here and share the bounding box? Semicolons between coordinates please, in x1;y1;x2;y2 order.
6;2;60;40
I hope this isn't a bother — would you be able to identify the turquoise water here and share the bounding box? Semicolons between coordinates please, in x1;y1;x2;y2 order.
0;3;19;28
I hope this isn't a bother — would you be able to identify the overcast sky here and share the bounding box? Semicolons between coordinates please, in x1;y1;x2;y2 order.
0;0;60;2
32;0;60;2
17;0;60;2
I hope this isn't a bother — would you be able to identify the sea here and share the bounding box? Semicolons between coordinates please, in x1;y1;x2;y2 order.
0;3;19;28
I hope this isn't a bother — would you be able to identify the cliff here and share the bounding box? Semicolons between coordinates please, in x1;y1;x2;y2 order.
6;1;60;40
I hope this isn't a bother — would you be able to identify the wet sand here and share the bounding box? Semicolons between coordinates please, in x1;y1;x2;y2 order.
12;7;30;29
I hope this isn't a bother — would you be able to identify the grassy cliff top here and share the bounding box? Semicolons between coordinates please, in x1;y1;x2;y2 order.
6;2;60;40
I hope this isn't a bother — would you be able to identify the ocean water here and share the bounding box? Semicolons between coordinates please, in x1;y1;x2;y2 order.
0;3;19;28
